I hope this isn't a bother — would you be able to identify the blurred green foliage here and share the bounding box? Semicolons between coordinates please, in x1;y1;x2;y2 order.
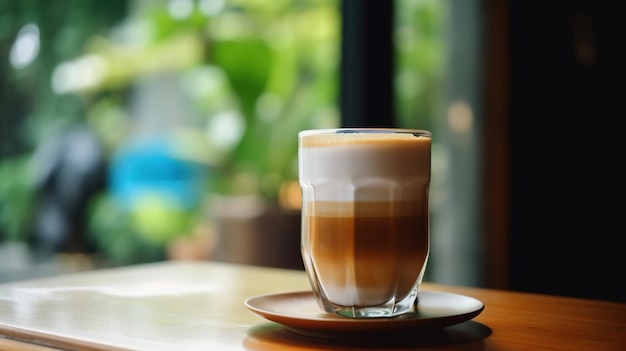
0;0;128;248
84;1;340;264
0;0;341;265
395;0;443;131
0;156;33;242
0;0;443;265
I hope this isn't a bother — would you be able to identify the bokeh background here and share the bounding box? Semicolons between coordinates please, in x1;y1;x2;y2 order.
1;0;622;303
0;0;444;272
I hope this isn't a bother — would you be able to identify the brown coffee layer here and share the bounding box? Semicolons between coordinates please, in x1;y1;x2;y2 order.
303;208;429;306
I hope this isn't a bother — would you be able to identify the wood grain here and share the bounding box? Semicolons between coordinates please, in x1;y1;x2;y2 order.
0;261;624;351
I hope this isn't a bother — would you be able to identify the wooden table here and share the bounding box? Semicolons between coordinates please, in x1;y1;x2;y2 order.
0;261;624;351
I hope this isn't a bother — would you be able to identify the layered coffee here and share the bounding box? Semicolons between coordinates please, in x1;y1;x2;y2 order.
299;129;431;316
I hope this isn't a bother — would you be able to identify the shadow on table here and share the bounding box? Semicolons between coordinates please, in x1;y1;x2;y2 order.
244;320;491;350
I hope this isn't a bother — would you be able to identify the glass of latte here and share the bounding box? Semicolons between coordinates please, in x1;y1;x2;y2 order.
298;128;431;318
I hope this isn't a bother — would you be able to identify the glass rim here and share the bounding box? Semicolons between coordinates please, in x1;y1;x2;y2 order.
298;128;431;138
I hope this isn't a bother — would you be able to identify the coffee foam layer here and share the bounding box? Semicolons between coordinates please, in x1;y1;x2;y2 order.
299;131;431;202
300;130;430;147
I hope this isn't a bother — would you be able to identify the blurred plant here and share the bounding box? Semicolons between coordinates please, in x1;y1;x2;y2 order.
52;0;339;264
395;0;444;131
1;0;442;265
74;0;341;198
0;0;128;246
0;156;34;242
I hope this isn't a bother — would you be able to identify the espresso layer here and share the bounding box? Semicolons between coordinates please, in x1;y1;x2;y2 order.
302;202;429;307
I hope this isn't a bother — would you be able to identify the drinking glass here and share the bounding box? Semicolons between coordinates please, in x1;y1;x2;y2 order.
298;128;431;318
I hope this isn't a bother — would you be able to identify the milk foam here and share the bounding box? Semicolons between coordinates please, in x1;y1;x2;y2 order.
299;130;431;202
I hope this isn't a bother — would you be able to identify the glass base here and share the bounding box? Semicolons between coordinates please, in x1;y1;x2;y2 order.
317;288;418;318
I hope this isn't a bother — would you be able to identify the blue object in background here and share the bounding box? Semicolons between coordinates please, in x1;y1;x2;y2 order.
109;135;207;212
